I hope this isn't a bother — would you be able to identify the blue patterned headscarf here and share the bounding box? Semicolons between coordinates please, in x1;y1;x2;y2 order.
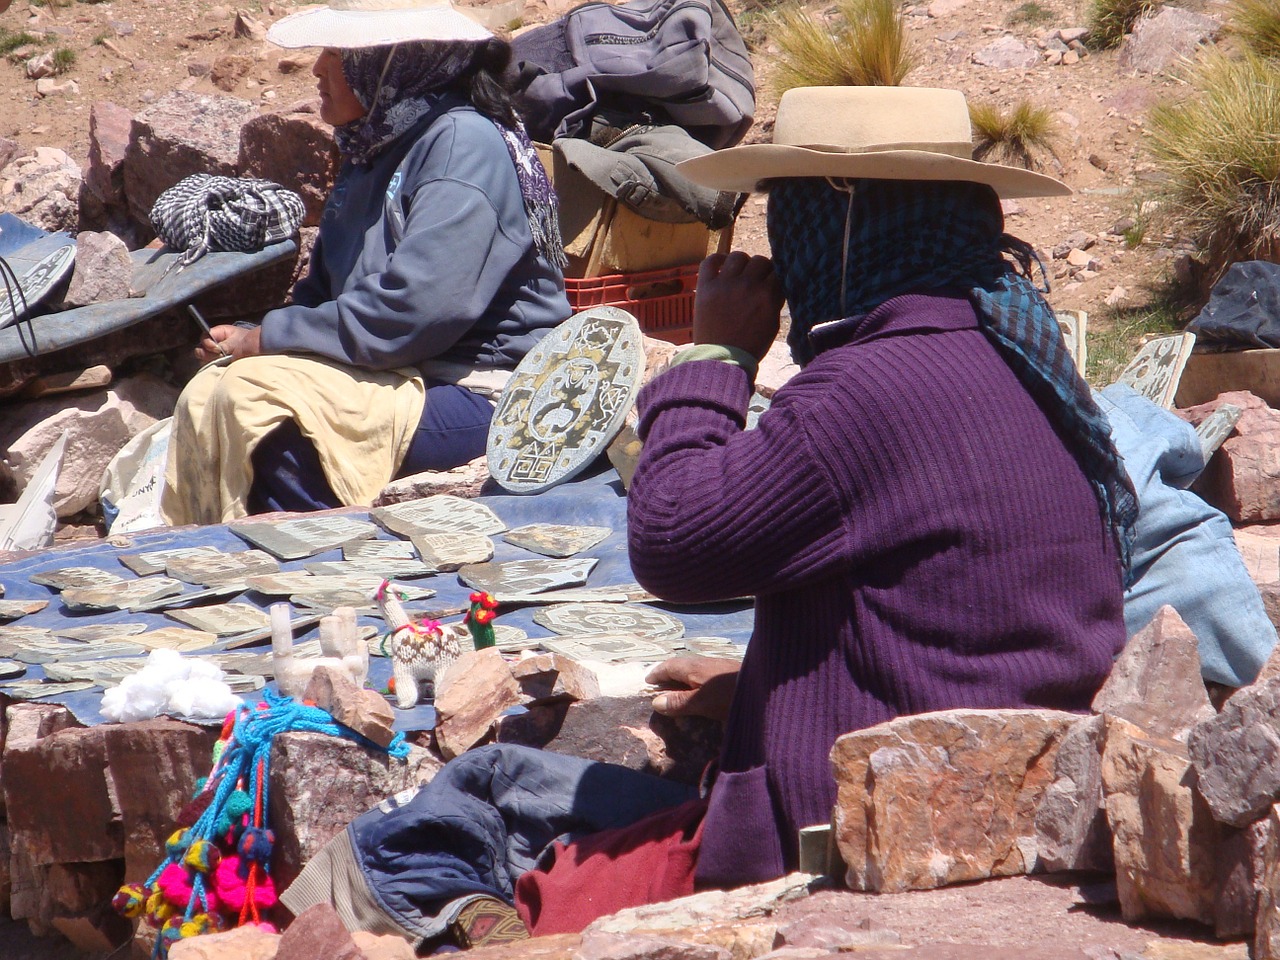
336;42;565;267
767;177;1137;574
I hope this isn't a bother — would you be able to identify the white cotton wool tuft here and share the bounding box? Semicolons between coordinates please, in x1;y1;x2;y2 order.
100;649;242;723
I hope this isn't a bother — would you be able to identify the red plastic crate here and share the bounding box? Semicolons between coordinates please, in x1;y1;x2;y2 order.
564;263;698;345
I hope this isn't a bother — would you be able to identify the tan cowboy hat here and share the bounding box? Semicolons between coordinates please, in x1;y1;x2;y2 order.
267;0;492;49
676;86;1071;198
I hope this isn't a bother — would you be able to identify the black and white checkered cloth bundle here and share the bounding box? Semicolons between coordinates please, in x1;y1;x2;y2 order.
149;174;305;268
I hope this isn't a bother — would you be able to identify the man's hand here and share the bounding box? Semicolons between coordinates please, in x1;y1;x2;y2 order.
646;655;740;723
195;325;263;364
691;251;784;360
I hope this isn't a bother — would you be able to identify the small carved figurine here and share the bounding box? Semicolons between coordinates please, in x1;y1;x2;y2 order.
375;581;461;709
272;603;368;699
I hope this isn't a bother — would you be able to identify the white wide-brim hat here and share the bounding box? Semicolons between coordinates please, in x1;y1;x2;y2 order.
676;86;1071;199
267;0;492;49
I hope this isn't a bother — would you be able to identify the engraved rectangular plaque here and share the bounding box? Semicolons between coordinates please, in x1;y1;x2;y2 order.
230;515;379;561
168;550;280;586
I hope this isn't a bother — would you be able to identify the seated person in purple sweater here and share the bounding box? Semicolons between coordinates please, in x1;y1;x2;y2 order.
161;0;569;525
282;87;1136;947
629;84;1137;885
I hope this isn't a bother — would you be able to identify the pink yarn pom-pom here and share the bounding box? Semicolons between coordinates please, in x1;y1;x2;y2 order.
212;856;277;911
156;863;193;908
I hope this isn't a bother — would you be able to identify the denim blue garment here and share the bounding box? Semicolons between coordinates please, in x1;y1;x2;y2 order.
348;744;696;942
1098;383;1277;686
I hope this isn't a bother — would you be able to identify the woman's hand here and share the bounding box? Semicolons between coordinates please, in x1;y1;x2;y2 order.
692;251;784;360
195;325;263;364
646;655;740;723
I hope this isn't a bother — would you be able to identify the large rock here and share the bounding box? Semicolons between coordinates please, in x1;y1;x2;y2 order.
1101;715;1221;924
304;664;397;748
123;91;256;228
435;648;524;760
1119;6;1221;76
0;147;83;233
831;709;1076;893
1217;816;1272;939
2;725;120;866
1091;605;1214;741
971;35;1040;69
586;873;819;936
0;374;179;517
276;903;364;960
62;230;133;308
85;100;133;207
1190;676;1280;827
497;694;723;785
238;105;340;227
0;136;18;172
511;653;601;704
100;718;221;882
1257;806;1280;960
268;730;442;888
1033;714;1112;874
373;456;491;506
168;924;281;960
1193;393;1280;523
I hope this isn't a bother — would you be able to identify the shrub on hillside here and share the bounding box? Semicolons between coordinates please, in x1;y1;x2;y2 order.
766;0;915;95
1229;0;1280;59
1087;0;1156;49
970;100;1060;170
1146;50;1280;290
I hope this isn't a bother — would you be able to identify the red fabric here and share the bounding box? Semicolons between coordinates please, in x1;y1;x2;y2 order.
513;796;708;936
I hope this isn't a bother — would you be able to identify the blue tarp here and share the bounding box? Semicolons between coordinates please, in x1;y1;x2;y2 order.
0;465;754;731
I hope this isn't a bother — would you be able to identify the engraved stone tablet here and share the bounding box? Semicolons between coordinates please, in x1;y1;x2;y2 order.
0;599;48;621
15;639;146;664
119;545;222;577
1057;309;1088;375
370;495;506;539
230;515;379;561
1196;403;1242;463
345;540;415;561
61;577;185;612
129;581;247;613
247;573;434;601
0;625;55;645
502;524;611;558
746;391;771;431
458;558;598;596
303;559;437;580
168;550;280;586
30;566;126;591
682;637;746;659
533;602;685;641
44;658;144;684
0;243;76;330
167;603;273;636
540;633;673;663
1115;331;1196;409
3;680;95;700
0;660;25;679
410;532;494;572
488;306;644;493
292;583;436;613
58;623;150;642
245;571;324;596
130;628;219;652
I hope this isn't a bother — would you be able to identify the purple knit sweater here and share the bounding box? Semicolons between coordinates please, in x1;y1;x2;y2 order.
627;292;1125;886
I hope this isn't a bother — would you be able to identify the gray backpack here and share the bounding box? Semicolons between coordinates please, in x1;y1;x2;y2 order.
511;0;756;150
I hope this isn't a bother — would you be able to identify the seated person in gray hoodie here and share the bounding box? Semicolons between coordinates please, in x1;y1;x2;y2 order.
162;5;570;524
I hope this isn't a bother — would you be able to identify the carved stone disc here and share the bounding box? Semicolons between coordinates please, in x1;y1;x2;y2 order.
488;306;644;493
0;243;76;330
532;602;685;641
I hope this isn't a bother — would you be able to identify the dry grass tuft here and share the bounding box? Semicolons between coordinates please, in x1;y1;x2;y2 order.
1229;0;1280;59
1087;0;1156;49
766;0;915;95
1145;50;1280;290
969;100;1060;170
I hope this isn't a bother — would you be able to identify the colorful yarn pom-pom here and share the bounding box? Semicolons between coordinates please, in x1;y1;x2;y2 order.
184;839;221;874
112;883;148;919
237;827;274;866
